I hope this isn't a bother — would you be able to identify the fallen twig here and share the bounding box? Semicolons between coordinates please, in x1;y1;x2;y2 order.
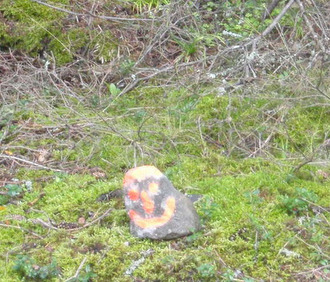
32;208;113;231
0;154;64;172
296;0;327;54
251;0;297;46
0;222;44;239
65;256;87;282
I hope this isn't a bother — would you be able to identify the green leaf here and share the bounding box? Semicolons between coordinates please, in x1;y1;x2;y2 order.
108;83;121;96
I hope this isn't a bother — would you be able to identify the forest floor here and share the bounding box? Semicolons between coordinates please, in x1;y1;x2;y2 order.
0;0;329;281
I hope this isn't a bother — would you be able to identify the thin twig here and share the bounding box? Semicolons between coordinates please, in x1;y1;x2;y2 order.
262;0;281;21
0;222;44;239
295;264;330;275
32;208;113;231
251;0;297;45
295;236;330;259
65;257;87;282
0;154;64;172
296;0;327;53
299;198;330;215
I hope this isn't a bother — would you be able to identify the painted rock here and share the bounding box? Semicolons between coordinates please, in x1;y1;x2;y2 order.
123;165;201;239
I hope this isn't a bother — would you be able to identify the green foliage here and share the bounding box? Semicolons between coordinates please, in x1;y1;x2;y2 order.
13;255;60;280
4;183;23;197
119;59;135;75
174;38;199;57
66;265;97;282
279;187;319;215
107;83;121;96
197;263;216;278
0;0;68;55
197;196;219;224
0;0;118;65
0;182;29;205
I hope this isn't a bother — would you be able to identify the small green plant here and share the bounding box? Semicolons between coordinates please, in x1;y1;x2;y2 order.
222;268;236;281
279;188;318;215
107;83;121;96
175;39;198;57
197;263;216;278
186;230;204;244
4;183;23;197
119;59;135;75
132;0;170;12
198;196;219;223
66;264;97;282
0;183;24;205
13;255;60;280
244;189;263;205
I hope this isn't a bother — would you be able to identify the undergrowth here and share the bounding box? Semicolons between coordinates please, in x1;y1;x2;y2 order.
1;0;329;281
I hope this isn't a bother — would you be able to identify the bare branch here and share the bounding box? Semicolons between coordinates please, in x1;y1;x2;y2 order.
0;154;64;172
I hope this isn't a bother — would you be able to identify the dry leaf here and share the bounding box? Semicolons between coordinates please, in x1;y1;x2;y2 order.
37;149;50;163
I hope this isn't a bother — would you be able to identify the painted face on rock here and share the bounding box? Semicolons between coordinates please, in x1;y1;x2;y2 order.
123;166;176;230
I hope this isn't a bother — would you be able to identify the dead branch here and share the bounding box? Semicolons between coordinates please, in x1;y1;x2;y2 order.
65;257;87;282
262;0;282;21
296;0;327;54
0;222;44;239
252;0;297;46
31;208;113;231
0;154;64;172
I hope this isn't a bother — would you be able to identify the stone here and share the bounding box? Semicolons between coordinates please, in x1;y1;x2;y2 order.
123;165;201;240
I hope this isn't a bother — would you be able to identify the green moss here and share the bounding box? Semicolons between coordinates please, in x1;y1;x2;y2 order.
1;64;329;280
0;0;118;65
0;0;68;55
48;28;90;65
1;158;328;280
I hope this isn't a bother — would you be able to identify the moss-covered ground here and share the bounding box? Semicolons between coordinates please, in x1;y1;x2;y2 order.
1;84;329;281
1;0;329;281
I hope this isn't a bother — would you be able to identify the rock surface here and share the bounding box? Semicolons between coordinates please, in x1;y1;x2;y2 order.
123;165;201;239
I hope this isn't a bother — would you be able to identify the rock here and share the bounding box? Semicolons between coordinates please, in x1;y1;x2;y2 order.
123;165;201;239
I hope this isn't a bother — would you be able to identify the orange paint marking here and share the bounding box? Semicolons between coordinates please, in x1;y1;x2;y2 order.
129;197;176;229
140;190;154;214
128;189;139;201
123;166;163;186
148;182;159;194
128;210;138;220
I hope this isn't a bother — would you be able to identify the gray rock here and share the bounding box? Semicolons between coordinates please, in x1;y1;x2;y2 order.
123;165;201;239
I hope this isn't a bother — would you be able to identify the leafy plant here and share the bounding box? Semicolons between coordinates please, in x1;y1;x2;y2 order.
0;183;24;205
119;59;135;75
4;184;23;197
66;264;97;282
13;255;60;280
197;263;216;278
279;188;318;215
131;0;170;12
244;189;263;205
197;196;219;223
175;39;198;57
107;83;121;96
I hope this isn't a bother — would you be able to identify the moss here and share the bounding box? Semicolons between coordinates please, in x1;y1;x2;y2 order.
0;0;68;55
0;0;118;65
48;28;90;65
1;65;329;280
1;158;328;280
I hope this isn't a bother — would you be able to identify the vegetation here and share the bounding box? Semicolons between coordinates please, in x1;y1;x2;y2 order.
0;0;329;281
